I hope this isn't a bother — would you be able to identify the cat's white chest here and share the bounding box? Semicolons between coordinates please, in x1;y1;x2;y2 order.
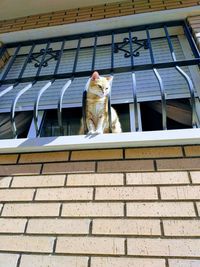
93;101;104;116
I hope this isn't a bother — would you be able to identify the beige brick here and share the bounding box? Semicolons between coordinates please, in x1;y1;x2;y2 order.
127;172;189;185
0;189;34;201
56;236;125;255
0;164;41;176
160;185;200;199
127;202;195;217
97;160;154;172
128;238;200;256
156;158;200;171
0;218;26;233
163;220;200;236
0;235;54;253
36;187;93;201
169;259;200;267
11;175;65;188
184;145;200;156
0;176;12;188
27;218;90;234
91;257;165;267
93;219;161;235
96;186;157;200
2;203;60;217
190;171;200;183
19;151;69;163
62;202;124;217
0;254;19;267
67;173;124;186
42;162;95;174
20;255;88;267
71;149;123;161
125;147;182;159
0;154;18;164
196;202;200;215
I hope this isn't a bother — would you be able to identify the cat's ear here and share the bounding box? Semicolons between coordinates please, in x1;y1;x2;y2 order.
91;71;100;81
106;76;113;82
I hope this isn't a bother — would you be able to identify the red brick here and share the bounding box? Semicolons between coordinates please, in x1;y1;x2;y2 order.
0;154;18;164
19;151;69;163
97;160;154;172
43;162;95;174
71;149;123;161
156;158;200;171
0;164;41;176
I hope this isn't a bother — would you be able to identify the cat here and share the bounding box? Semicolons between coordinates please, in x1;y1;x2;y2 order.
79;71;122;134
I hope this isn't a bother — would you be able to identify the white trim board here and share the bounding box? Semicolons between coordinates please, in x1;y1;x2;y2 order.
1;6;200;44
0;128;199;153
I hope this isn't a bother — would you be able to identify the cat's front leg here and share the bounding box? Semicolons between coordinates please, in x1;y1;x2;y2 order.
87;119;96;134
95;116;105;134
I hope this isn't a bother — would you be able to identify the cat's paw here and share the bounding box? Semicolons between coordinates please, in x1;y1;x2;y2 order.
88;130;95;134
95;129;103;134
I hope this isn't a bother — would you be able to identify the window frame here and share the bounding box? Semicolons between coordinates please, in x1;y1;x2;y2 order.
0;19;199;151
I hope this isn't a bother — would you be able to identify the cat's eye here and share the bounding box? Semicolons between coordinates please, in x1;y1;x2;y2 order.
97;85;103;89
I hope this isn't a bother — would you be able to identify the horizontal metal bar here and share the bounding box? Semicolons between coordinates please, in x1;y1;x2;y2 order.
1;58;200;85
6;20;183;48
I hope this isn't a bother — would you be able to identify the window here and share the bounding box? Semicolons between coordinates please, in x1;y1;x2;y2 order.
0;20;200;139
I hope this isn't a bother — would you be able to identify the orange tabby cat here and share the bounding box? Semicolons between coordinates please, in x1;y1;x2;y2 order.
79;71;122;134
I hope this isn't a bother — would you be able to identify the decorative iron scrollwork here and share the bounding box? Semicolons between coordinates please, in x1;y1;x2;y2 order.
114;37;149;57
28;48;59;68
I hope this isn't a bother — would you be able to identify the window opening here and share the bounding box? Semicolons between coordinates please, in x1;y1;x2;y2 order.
0;20;199;139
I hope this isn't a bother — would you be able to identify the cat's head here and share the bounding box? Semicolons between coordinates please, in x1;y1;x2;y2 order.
88;71;112;98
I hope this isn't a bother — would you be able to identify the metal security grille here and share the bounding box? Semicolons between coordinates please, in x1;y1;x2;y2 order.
0;20;200;138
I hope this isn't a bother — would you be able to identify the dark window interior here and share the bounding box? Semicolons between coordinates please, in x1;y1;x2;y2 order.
40;104;130;137
140;99;192;131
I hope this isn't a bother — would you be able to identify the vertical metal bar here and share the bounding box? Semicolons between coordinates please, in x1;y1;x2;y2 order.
107;33;115;133
146;28;155;64
164;26;176;61
58;38;81;135
183;20;200;59
34;41;65;137
54;40;65;76
146;28;167;130
35;41;51;78
164;25;197;128
17;43;36;81
129;30;139;132
0;45;21;82
91;36;97;71
72;38;81;74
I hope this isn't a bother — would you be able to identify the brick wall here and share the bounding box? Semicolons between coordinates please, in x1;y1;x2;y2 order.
0;0;199;34
0;145;200;266
188;15;200;50
0;42;10;69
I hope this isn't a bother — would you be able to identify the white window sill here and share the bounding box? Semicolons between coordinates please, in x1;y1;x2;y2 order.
0;128;199;153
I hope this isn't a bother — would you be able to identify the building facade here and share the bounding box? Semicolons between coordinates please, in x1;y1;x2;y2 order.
0;1;200;266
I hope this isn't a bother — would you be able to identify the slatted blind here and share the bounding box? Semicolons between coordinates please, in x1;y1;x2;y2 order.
0;35;197;113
